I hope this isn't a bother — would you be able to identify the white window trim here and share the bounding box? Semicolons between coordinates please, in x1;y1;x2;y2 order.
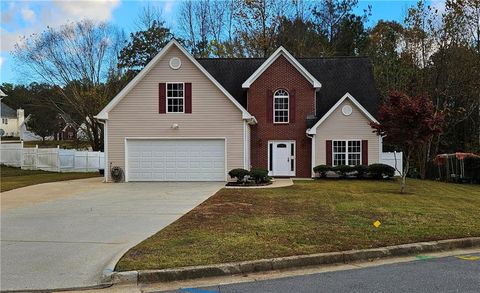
332;139;362;166
166;82;185;114
273;89;289;124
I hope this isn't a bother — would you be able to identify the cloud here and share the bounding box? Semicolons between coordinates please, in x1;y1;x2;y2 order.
1;2;16;25
0;0;121;52
430;0;446;15
0;56;4;68
0;28;24;52
21;7;36;23
53;0;121;22
163;1;174;14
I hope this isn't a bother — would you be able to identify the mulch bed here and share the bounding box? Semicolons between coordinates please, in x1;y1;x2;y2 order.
225;181;273;187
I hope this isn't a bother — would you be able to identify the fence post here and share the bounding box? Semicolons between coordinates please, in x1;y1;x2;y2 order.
35;144;38;170
57;145;61;172
20;141;24;169
86;151;89;172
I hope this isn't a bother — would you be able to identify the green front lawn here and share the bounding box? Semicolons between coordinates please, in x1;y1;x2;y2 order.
1;165;101;192
116;179;480;271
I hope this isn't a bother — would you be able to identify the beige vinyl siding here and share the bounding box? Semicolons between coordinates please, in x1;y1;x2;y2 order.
107;46;245;180
314;100;380;166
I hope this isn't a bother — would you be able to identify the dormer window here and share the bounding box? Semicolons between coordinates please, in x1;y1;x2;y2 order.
273;89;289;123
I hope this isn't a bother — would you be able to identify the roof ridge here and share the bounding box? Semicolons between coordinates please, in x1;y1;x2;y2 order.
196;56;370;60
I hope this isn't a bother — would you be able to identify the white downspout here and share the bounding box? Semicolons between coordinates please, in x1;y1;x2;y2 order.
306;132;315;178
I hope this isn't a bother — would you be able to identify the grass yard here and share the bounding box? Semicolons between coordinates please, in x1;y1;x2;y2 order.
1;165;100;192
116;179;480;271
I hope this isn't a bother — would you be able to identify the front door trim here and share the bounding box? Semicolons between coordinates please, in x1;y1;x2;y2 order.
268;140;296;176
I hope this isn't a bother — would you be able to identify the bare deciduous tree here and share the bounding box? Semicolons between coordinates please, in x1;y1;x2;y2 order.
13;20;125;151
235;0;291;57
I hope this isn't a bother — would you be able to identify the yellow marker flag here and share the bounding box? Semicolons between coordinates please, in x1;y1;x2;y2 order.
456;255;480;261
373;220;381;228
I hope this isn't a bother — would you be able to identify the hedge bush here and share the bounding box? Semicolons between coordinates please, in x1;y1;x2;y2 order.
312;163;395;179
354;165;369;178
249;167;270;184
332;165;354;177
313;165;330;178
368;163;395;179
228;168;250;182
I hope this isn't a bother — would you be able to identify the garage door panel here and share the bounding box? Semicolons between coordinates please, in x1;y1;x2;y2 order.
127;139;225;181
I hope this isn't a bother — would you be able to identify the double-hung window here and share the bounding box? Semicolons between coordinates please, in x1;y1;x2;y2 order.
273;89;289;123
333;140;361;166
166;82;184;113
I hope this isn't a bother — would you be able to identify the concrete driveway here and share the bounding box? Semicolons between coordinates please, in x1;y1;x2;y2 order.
0;178;223;291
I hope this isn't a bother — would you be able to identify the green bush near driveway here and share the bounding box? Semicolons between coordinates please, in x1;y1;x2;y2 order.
116;179;480;271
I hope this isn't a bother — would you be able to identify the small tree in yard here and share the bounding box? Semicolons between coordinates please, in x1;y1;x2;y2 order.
28;110;57;142
370;91;444;193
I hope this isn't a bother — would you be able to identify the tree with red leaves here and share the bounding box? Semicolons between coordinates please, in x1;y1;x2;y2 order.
370;91;444;193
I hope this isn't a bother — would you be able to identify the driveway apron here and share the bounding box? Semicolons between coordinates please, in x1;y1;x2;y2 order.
0;179;223;291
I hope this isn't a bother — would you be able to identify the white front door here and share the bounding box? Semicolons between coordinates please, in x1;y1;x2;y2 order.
270;141;295;176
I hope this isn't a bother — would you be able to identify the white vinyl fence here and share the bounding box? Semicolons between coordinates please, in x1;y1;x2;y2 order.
380;152;403;176
0;141;104;172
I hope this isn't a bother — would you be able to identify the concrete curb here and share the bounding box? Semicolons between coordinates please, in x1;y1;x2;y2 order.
106;237;480;285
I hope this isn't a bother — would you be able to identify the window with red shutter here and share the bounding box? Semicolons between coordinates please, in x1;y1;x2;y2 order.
159;83;166;114
266;89;273;123
326;140;332;166
290;89;296;123
185;82;192;113
362;140;368;165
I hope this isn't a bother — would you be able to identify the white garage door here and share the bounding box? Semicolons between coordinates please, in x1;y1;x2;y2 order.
126;139;225;181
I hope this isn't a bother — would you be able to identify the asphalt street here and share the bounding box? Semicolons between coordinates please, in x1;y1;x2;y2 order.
159;253;480;293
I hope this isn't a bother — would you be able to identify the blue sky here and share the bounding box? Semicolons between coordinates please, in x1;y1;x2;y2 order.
0;0;442;85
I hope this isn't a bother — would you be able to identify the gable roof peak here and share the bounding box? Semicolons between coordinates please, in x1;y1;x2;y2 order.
307;92;378;135
95;39;253;120
242;46;322;89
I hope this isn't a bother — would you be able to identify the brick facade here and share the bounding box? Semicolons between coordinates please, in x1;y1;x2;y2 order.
247;55;316;177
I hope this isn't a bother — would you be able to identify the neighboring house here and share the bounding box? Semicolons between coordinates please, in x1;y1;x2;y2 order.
1;97;25;137
54;114;78;140
96;40;382;182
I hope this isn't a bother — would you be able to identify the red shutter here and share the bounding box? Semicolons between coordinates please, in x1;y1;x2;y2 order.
266;89;273;123
185;82;192;113
290;89;296;123
326;140;332;166
159;83;166;114
362;140;368;165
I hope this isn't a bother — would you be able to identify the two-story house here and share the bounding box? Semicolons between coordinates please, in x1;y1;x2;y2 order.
95;40;382;182
1;89;25;137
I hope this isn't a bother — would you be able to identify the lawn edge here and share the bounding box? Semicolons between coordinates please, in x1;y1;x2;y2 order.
106;236;480;285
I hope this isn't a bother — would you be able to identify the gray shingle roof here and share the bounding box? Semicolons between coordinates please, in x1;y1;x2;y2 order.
1;102;17;118
197;57;382;120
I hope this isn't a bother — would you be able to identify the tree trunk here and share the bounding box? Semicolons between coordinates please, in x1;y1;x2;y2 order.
401;153;411;194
